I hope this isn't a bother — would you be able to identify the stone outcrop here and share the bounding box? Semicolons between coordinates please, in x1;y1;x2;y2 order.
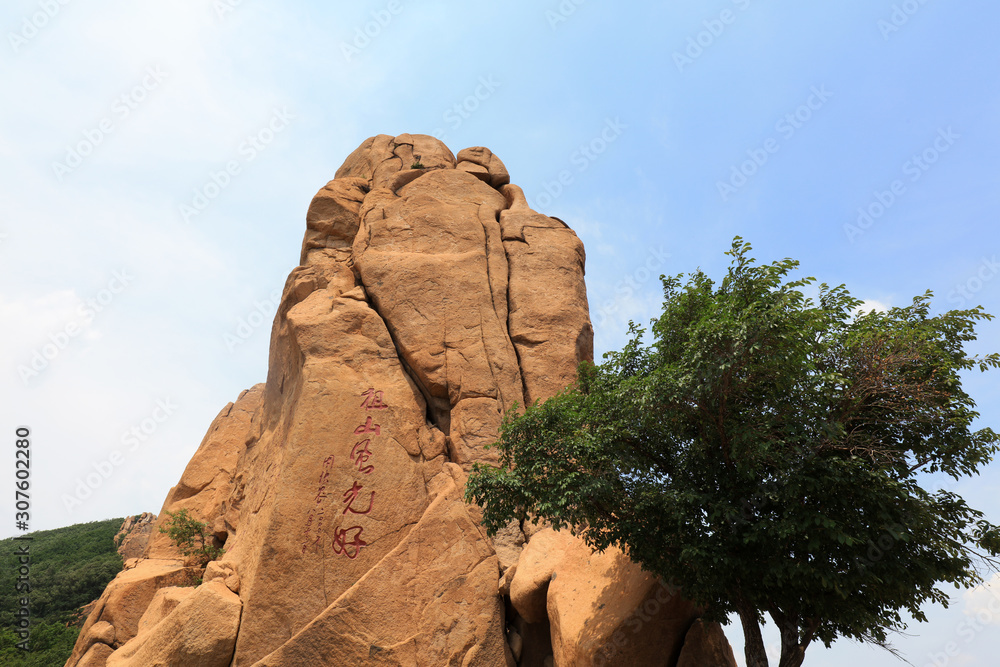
65;560;201;666
144;386;264;562
676;619;740;667
113;513;156;561
107;580;242;667
509;527;699;666
66;134;734;666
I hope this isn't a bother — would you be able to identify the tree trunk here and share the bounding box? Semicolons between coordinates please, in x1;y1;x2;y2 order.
777;645;806;667
738;606;769;667
775;614;808;667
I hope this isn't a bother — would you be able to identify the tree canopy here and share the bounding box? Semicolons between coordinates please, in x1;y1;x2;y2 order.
158;508;224;568
0;518;124;666
466;238;1000;667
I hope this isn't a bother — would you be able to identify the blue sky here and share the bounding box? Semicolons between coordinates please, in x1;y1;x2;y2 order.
2;1;998;664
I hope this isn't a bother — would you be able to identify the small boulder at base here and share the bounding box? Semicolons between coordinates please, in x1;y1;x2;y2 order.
106;579;242;667
676;618;739;667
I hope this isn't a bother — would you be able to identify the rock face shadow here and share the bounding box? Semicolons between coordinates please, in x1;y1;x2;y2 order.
506;525;703;666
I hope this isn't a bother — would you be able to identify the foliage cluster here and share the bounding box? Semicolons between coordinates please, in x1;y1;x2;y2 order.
0;518;125;666
467;239;1000;667
158;508;224;568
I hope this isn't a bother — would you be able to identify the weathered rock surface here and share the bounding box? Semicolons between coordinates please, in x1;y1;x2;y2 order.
107;579;241;667
76;642;115;667
135;586;195;636
353;168;523;467
144;385;264;562
510;526;699;667
66;134;734;667
113;513;156;561
66;559;199;665
252;466;512;667
499;184;593;406
676;619;740;667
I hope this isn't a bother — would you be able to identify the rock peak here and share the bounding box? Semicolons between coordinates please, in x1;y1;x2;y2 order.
65;135;734;667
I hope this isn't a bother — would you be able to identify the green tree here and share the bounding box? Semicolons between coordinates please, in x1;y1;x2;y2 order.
1;518;123;666
158;509;223;568
0;621;80;667
466;239;1000;667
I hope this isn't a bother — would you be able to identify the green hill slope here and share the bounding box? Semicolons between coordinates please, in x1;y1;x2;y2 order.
1;518;125;667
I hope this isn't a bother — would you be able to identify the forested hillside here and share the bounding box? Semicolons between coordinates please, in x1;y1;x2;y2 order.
1;518;124;667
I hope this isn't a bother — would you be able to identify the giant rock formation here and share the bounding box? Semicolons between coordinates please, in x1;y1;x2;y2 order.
66;135;737;667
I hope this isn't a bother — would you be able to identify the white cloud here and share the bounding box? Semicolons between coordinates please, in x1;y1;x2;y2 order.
855;299;890;314
962;574;1000;626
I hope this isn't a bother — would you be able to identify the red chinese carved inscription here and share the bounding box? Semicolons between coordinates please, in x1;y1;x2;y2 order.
342;481;375;515
360;388;388;410
351;439;374;474
301;453;337;554
320;455;335;483
301;506;327;554
325;391;389;559
354;416;381;437
332;526;367;559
